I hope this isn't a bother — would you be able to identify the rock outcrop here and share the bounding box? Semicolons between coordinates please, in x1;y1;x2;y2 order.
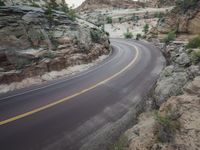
78;0;144;11
126;76;200;150
0;5;110;84
145;0;177;8
3;0;63;6
157;0;200;34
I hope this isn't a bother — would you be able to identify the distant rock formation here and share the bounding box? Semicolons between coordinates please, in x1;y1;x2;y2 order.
78;0;145;11
157;0;200;34
144;0;177;8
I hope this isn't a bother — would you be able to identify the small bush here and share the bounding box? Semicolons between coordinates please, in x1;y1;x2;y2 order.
186;35;200;49
67;8;76;21
90;28;102;43
190;49;200;64
15;59;32;70
106;16;112;24
162;31;176;44
31;2;40;7
154;111;180;143
136;33;142;40
44;52;56;59
109;135;128;150
143;24;149;34
176;0;198;10
124;29;133;39
0;0;5;6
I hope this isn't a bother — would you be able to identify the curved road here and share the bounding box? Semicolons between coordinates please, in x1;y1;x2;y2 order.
0;39;165;150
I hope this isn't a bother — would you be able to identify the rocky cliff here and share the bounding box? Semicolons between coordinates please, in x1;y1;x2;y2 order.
78;0;144;11
0;3;110;85
157;0;200;34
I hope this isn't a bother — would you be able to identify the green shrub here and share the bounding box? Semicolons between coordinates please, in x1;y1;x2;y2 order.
154;12;165;19
106;16;112;24
143;24;149;34
15;59;32;70
90;28;102;43
118;17;123;23
186;35;200;49
109;135;128;150
124;29;133;39
44;4;54;22
176;0;198;10
67;8;76;21
136;33;142;40
0;0;5;6
162;31;176;44
31;1;40;7
190;49;200;64
44;52;56;59
154;111;180;143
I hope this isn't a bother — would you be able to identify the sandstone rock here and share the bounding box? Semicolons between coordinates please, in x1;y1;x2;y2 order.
157;1;200;34
155;72;188;106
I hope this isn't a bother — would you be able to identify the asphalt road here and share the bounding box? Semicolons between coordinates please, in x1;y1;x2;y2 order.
0;39;165;150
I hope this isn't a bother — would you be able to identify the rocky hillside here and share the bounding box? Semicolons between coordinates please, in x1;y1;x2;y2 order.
78;0;144;11
157;0;200;34
126;76;200;150
145;0;177;8
2;0;63;6
0;2;110;85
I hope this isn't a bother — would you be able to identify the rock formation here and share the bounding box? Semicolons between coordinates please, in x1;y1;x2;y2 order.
126;76;200;150
78;0;144;11
157;0;200;34
0;3;110;84
145;0;177;8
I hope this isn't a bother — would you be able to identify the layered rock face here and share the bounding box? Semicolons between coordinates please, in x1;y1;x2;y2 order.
157;0;200;34
145;0;177;8
3;0;63;6
126;76;200;150
78;0;144;11
0;6;110;84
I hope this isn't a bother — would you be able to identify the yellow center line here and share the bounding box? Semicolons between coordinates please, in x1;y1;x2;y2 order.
0;43;139;126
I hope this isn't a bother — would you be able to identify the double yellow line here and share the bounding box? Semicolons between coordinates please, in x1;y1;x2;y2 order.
0;43;139;126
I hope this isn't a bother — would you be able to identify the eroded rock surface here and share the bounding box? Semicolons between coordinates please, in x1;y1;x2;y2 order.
0;6;110;84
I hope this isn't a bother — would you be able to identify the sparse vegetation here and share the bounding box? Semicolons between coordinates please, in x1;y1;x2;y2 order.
136;33;142;40
124;29;133;39
176;0;198;10
190;49;200;64
162;31;176;44
110;135;128;150
44;52;56;59
186;35;200;49
118;17;123;23
44;4;54;22
90;28;102;43
132;14;139;23
154;12;165;19
143;24;149;34
154;111;180;143
15;59;32;70
0;0;5;6
106;16;112;24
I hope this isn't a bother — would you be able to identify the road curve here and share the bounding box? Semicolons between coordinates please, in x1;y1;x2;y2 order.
0;39;165;150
